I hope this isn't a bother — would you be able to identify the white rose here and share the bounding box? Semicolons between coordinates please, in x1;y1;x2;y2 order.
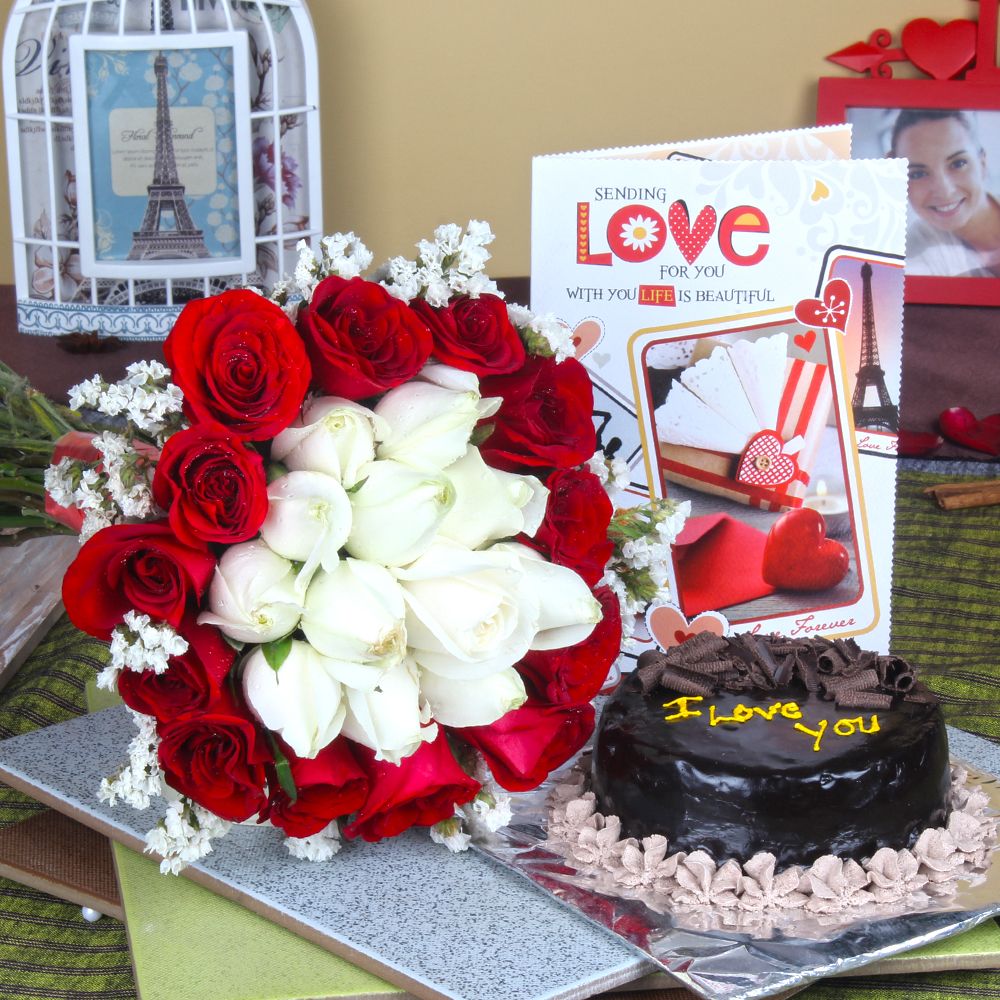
301;559;407;685
259;471;352;584
198;541;302;643
242;641;346;759
392;538;538;679
340;658;438;764
345;459;455;566
492;542;602;650
437;446;548;549
374;377;501;472
270;396;386;487
420;665;526;728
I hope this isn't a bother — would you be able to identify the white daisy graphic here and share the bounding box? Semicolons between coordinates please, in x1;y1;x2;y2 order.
619;215;660;252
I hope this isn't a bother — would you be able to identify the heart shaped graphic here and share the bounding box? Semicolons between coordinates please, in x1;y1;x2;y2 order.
571;319;603;359
794;279;852;332
668;201;717;265
793;329;816;352
762;508;849;591
646;603;728;652
938;407;1000;456
896;429;943;457
901;18;976;80
592;351;611;368
810;180;830;203
735;431;798;489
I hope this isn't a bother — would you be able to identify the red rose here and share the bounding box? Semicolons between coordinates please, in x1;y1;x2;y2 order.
342;733;480;842
411;294;525;375
157;696;270;822
62;522;216;640
297;276;433;399
164;289;310;440
517;586;621;706
263;738;369;839
152;424;269;547
459;700;595;792
525;469;613;587
117;618;234;722
479;356;596;472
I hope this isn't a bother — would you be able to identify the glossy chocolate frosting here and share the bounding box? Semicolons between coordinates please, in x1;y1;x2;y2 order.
592;634;951;868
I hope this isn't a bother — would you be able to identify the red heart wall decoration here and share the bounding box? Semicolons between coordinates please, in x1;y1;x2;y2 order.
646;604;728;652
901;18;976;80
794;279;852;332
668;202;717;265
735;431;799;490
762;508;849;591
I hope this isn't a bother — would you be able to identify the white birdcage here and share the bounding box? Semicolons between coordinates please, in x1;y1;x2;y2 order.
3;0;322;338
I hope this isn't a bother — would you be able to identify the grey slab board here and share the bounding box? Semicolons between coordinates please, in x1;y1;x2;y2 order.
0;705;653;1000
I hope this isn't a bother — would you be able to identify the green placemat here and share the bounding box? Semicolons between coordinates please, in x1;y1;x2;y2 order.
891;470;1000;742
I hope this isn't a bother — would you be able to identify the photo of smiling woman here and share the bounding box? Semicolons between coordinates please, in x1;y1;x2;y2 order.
845;106;1000;279
889;109;1000;278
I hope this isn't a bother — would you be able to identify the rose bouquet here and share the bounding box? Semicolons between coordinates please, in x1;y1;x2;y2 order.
42;222;687;872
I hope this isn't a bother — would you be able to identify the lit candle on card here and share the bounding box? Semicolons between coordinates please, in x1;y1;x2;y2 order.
803;480;850;537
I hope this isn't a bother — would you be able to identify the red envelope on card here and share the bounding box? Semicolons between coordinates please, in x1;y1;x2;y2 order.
673;513;775;616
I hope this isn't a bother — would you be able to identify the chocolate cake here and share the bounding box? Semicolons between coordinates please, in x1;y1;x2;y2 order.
591;632;951;868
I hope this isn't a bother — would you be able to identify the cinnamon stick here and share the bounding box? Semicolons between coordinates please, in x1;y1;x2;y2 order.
923;480;1000;510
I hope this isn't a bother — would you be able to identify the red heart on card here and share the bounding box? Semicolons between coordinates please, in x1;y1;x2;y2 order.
571;319;603;359
668;202;717;265
735;431;798;489
762;508;849;591
794;279;852;332
938;407;1000;456
646;604;728;652
793;329;816;352
901;18;976;80
897;429;943;457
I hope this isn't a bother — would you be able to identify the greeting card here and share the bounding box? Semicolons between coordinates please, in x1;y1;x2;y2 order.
531;127;906;651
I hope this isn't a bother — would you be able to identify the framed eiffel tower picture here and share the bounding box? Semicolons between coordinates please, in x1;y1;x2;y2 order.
4;0;322;338
69;29;255;281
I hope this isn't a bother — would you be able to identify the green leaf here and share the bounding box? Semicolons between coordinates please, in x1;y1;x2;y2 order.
222;634;246;653
262;635;293;671
266;460;288;483
344;476;368;495
266;733;298;803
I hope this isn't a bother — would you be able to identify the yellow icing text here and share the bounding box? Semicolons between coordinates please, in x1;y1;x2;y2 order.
659;695;880;752
662;696;704;722
793;719;828;752
795;714;881;751
709;700;803;726
833;715;881;737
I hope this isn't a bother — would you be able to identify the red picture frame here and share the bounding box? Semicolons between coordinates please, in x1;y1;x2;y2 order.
818;77;1000;306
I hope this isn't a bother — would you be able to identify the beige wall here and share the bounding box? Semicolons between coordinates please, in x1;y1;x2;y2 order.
0;0;976;281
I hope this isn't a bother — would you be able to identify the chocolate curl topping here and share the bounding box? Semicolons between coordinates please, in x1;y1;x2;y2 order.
658;667;715;698
635;651;670;694
833;691;893;710
876;655;916;693
631;632;936;708
816;645;849;675
749;636;782;686
669;631;728;663
824;668;880;696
